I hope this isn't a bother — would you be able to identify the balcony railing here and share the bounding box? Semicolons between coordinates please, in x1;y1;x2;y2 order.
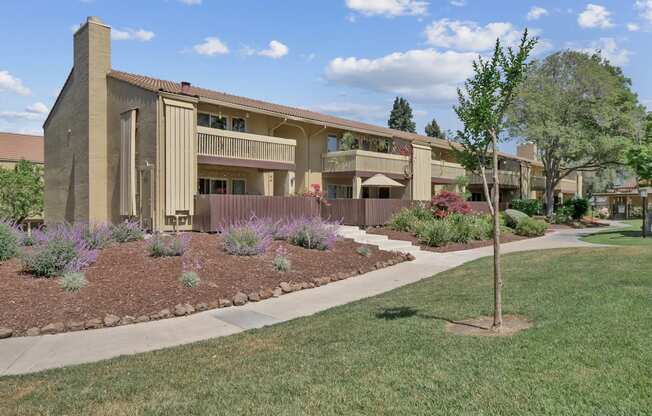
431;161;466;180
558;178;577;193
197;126;295;166
322;150;410;177
468;170;521;188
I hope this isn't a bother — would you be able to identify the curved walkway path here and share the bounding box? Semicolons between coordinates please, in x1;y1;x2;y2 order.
0;222;626;376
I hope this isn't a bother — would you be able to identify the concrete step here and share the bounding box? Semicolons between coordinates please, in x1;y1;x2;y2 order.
373;240;415;251
356;234;389;243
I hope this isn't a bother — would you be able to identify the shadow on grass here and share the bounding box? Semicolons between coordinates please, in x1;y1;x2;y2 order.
375;307;488;330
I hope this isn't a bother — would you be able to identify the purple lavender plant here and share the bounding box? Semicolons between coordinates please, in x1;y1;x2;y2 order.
222;218;271;256
285;217;339;250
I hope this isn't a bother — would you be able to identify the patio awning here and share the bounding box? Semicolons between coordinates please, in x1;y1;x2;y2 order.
361;174;405;188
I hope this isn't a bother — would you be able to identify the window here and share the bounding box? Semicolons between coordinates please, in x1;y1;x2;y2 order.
198;178;228;195
198;113;228;130
327;135;338;152
326;184;353;199
362;187;370;199
378;187;390;199
231;118;246;132
232;179;246;195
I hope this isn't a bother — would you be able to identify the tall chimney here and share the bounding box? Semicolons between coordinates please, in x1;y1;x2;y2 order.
74;16;111;222
181;81;191;94
517;142;538;161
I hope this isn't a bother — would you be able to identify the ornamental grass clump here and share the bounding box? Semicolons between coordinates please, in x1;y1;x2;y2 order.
285;217;338;250
416;219;455;247
388;205;432;232
222;219;271;256
0;222;19;261
149;233;190;257
272;246;291;272
356;246;372;257
111;220;145;243
180;271;200;288
59;271;87;292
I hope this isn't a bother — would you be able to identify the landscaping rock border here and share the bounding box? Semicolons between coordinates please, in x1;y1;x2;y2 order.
1;252;414;339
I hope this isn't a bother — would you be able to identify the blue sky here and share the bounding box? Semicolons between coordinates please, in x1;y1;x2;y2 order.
1;0;651;153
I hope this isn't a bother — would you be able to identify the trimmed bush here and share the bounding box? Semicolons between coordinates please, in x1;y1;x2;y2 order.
286;218;338;250
149;233;190;257
180;271;200;288
430;190;472;218
416;219;455;247
356;246;372;257
553;205;574;224
60;272;87;292
0;222;19;261
504;209;529;228
564;197;589;220
515;218;548;237
23;239;83;277
510;199;542;216
223;220;271;256
111;220;144;243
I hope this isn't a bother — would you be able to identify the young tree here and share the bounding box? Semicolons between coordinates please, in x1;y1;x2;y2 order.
507;51;646;217
453;31;536;331
0;160;44;224
425;118;444;139
388;97;416;133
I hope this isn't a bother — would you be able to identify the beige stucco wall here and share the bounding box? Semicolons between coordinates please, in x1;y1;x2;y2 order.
106;78;159;225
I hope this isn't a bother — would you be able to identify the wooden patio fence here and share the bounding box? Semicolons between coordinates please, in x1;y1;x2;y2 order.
193;195;498;231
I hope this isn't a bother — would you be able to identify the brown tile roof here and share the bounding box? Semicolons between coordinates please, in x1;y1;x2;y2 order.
107;70;540;165
0;132;44;164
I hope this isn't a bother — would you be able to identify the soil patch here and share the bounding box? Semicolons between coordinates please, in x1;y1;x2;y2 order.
367;227;529;253
445;315;533;337
0;234;409;335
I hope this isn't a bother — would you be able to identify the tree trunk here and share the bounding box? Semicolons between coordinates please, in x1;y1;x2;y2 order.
544;177;555;218
479;165;495;216
491;133;502;331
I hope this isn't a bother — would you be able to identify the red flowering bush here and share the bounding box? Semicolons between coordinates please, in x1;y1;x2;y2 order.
430;190;472;218
303;184;330;206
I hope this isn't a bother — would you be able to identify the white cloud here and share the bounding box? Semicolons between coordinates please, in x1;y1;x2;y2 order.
345;0;428;17
0;71;31;96
111;28;155;42
25;102;49;114
325;48;477;102
312;102;388;122
179;0;201;5
0;102;49;121
193;37;229;56
573;38;632;66
450;0;466;6
527;6;549;21
424;19;522;51
258;40;289;59
627;22;641;31
578;4;614;29
636;1;652;23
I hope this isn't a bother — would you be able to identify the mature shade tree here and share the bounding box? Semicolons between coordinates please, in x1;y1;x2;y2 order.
452;31;536;331
0;160;44;224
388;97;416;133
425;118;444;139
507;51;646;217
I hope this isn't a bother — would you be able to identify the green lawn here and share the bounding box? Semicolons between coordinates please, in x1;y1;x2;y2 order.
582;219;652;246
1;247;651;415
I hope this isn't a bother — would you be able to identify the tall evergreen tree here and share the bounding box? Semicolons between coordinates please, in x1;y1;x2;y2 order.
388;97;416;133
425;118;444;138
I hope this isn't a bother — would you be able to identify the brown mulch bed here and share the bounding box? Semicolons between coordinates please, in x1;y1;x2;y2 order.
367;227;531;253
0;234;409;336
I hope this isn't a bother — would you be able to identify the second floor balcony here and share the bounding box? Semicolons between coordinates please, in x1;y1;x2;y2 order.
322;149;410;177
468;169;521;188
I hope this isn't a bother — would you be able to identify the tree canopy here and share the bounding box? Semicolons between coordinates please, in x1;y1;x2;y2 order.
425;118;444;139
506;50;646;215
0;160;44;224
388;97;416;133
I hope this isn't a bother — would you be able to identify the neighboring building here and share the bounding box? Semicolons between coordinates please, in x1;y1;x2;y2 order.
0;132;44;169
591;179;642;219
44;17;581;231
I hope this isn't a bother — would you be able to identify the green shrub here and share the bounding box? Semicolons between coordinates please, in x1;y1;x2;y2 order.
515;218;548;237
504;209;529;228
180;271;200;288
356;246;372;257
416;219;455;247
469;215;494;240
111;220;144;243
388;205;431;232
553;205;574;224
149;233;189;257
273;255;291;272
447;214;473;244
59;272;87;292
0;223;18;261
22;238;80;277
510;199;542;216
564;197;589;220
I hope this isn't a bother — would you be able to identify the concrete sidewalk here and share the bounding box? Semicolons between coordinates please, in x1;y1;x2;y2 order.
0;226;620;376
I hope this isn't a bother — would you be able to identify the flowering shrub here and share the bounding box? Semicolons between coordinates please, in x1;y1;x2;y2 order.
0;222;18;261
222;219;271;256
285;217;338;250
149;233;190;257
596;207;609;219
82;223;113;249
303;184;330;206
273;246;291;272
111;220;144;243
430;191;472;218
